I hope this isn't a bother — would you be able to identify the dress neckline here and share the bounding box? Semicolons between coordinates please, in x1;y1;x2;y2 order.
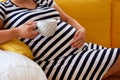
9;0;39;10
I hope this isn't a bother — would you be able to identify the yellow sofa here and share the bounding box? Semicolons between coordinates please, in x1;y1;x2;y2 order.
55;0;120;48
0;0;120;80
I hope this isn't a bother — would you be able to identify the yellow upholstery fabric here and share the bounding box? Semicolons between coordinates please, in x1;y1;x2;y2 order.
0;39;34;59
55;0;111;47
0;0;6;2
111;0;120;47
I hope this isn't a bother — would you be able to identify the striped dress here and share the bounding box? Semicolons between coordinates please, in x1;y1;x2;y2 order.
0;0;120;80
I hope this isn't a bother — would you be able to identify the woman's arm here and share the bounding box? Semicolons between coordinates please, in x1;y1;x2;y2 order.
53;4;85;31
0;19;38;44
53;4;86;48
0;19;17;43
0;28;18;44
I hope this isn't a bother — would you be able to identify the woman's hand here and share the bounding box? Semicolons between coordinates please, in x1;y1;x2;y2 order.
16;21;38;39
70;28;86;49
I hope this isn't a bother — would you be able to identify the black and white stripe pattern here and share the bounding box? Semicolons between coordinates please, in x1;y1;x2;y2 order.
33;20;78;62
39;43;120;80
0;0;120;80
0;0;59;29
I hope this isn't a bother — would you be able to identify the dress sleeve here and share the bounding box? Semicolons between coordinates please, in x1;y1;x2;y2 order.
0;4;5;21
46;0;56;7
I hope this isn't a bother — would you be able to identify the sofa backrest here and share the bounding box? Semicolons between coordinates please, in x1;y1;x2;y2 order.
55;0;111;47
111;0;120;48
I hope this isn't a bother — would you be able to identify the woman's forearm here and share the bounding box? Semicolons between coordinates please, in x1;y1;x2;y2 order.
0;28;18;44
0;21;38;44
65;16;85;30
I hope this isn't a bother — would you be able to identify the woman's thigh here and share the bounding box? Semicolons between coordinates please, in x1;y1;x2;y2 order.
102;55;120;79
39;46;120;80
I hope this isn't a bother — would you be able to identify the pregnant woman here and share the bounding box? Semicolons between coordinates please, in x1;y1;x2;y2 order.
0;0;120;80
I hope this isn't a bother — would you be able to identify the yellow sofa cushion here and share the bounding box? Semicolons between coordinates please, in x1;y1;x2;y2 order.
0;0;6;2
0;39;34;59
111;0;120;47
55;0;111;47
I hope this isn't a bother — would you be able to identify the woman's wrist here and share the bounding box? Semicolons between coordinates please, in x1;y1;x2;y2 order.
10;28;19;38
77;27;86;34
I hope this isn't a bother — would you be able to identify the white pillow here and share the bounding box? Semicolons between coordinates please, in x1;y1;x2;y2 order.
0;50;47;80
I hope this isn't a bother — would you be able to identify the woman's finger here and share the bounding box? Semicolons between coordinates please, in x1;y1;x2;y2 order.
71;32;81;45
71;40;84;48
